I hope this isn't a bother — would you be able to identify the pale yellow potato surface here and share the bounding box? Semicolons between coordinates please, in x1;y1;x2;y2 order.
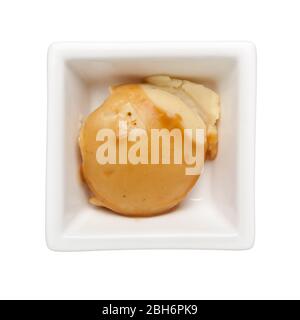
145;75;220;160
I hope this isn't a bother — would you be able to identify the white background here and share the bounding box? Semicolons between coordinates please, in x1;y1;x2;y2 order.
0;0;299;300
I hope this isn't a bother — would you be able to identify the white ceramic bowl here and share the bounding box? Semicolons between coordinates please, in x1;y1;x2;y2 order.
46;42;256;251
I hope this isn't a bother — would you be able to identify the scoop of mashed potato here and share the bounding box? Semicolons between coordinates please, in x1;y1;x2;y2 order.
79;77;220;217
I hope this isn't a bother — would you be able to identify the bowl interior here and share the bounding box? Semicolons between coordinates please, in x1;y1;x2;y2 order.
62;56;239;237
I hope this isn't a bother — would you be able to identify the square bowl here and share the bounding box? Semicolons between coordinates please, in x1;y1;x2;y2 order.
46;42;256;251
